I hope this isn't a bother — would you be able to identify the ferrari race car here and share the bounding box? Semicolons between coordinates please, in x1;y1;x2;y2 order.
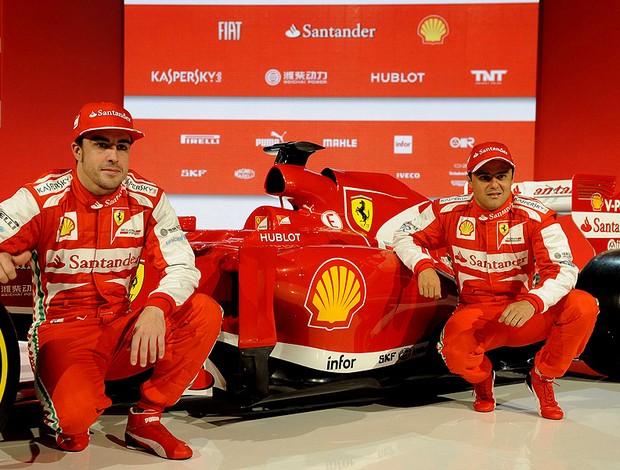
1;142;619;429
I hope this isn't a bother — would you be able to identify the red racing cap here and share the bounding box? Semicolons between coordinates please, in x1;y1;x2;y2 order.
73;102;145;142
466;142;514;173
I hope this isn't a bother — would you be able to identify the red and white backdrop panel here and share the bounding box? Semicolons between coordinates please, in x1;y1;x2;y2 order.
124;0;539;198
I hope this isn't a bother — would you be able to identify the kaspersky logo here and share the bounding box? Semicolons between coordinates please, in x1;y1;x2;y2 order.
305;259;366;330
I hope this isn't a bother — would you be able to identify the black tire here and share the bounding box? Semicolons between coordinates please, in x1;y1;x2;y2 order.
576;250;620;379
0;303;20;431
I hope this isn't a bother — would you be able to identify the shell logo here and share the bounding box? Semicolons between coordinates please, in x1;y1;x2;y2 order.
305;258;367;330
418;15;449;45
459;219;474;237
591;193;604;211
59;217;75;237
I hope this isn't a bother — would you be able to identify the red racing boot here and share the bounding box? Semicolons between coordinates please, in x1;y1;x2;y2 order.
125;407;193;460
472;371;496;412
56;431;90;452
526;368;564;420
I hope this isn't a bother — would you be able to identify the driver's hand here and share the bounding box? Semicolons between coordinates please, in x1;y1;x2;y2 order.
130;306;166;367
498;300;535;327
418;267;441;299
0;251;32;284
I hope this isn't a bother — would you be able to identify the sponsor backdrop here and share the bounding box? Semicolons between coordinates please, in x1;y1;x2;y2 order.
124;0;539;198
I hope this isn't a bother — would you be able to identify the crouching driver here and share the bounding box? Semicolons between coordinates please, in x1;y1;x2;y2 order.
0;102;222;459
392;141;598;420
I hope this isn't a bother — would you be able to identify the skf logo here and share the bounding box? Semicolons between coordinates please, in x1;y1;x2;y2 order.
113;209;125;226
351;197;373;231
181;169;207;177
457;217;476;240
306;258;366;330
57;212;78;242
418;15;449;45
591;193;604;211
218;21;242;40
471;69;508;84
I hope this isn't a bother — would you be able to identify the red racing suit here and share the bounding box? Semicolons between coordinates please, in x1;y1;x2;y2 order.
393;193;598;383
0;169;222;434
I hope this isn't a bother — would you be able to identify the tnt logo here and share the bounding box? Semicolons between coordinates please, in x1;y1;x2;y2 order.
218;21;242;40
471;69;507;84
394;135;413;154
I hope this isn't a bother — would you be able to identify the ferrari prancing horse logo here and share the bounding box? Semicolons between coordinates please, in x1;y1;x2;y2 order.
351;197;373;232
113;209;125;226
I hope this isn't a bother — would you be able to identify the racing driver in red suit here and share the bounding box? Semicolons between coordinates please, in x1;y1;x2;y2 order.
0;102;222;458
393;141;598;420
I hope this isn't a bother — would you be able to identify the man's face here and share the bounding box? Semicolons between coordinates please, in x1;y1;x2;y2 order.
72;130;132;196
469;160;514;211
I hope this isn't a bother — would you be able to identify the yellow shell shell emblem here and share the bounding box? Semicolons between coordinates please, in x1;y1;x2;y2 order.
306;259;367;330
418;15;449;45
351;197;373;232
591;193;604;211
129;262;145;302
458;219;474;237
59;217;75;237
